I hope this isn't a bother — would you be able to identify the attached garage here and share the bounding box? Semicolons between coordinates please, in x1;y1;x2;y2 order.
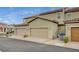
66;23;79;42
30;28;48;39
15;28;26;36
14;24;29;37
29;17;58;39
71;27;79;42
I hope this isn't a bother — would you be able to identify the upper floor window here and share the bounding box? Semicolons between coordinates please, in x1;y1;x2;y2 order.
57;13;61;19
66;13;72;20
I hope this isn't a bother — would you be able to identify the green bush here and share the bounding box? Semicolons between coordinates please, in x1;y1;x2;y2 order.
64;37;69;43
23;35;28;38
6;32;9;34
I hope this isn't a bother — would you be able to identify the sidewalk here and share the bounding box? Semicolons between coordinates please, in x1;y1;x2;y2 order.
45;39;79;50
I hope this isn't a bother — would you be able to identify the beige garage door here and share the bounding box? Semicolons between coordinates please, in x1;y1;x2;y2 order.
71;27;79;42
16;28;26;35
30;28;48;39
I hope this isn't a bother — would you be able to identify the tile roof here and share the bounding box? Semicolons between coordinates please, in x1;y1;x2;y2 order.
14;24;29;27
65;7;79;13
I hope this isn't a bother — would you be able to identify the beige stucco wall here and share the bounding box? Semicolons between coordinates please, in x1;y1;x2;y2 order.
65;12;79;20
66;23;79;41
29;18;58;39
38;12;64;24
24;12;65;24
58;26;65;33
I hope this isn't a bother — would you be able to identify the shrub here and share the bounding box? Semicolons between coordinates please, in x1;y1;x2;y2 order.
6;32;9;34
64;37;69;43
23;35;28;38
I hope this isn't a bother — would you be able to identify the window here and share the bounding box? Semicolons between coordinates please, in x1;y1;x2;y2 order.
66;13;72;19
57;13;61;19
68;14;71;18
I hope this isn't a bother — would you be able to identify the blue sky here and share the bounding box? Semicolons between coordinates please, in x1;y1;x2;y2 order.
0;7;61;24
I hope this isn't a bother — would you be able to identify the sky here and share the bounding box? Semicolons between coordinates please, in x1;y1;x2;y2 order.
0;7;61;24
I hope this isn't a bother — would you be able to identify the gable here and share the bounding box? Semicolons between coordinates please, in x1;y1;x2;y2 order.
23;17;36;24
28;17;58;24
29;17;57;27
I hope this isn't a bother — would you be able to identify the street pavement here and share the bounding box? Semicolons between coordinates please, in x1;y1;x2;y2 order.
0;37;79;52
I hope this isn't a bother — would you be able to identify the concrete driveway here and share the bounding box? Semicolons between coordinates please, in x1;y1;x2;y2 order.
0;37;79;52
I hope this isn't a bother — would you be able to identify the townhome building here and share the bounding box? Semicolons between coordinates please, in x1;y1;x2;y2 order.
14;7;79;42
14;8;64;41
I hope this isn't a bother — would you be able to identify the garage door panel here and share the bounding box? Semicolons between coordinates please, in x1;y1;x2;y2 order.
31;28;48;39
71;27;79;42
16;28;26;35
